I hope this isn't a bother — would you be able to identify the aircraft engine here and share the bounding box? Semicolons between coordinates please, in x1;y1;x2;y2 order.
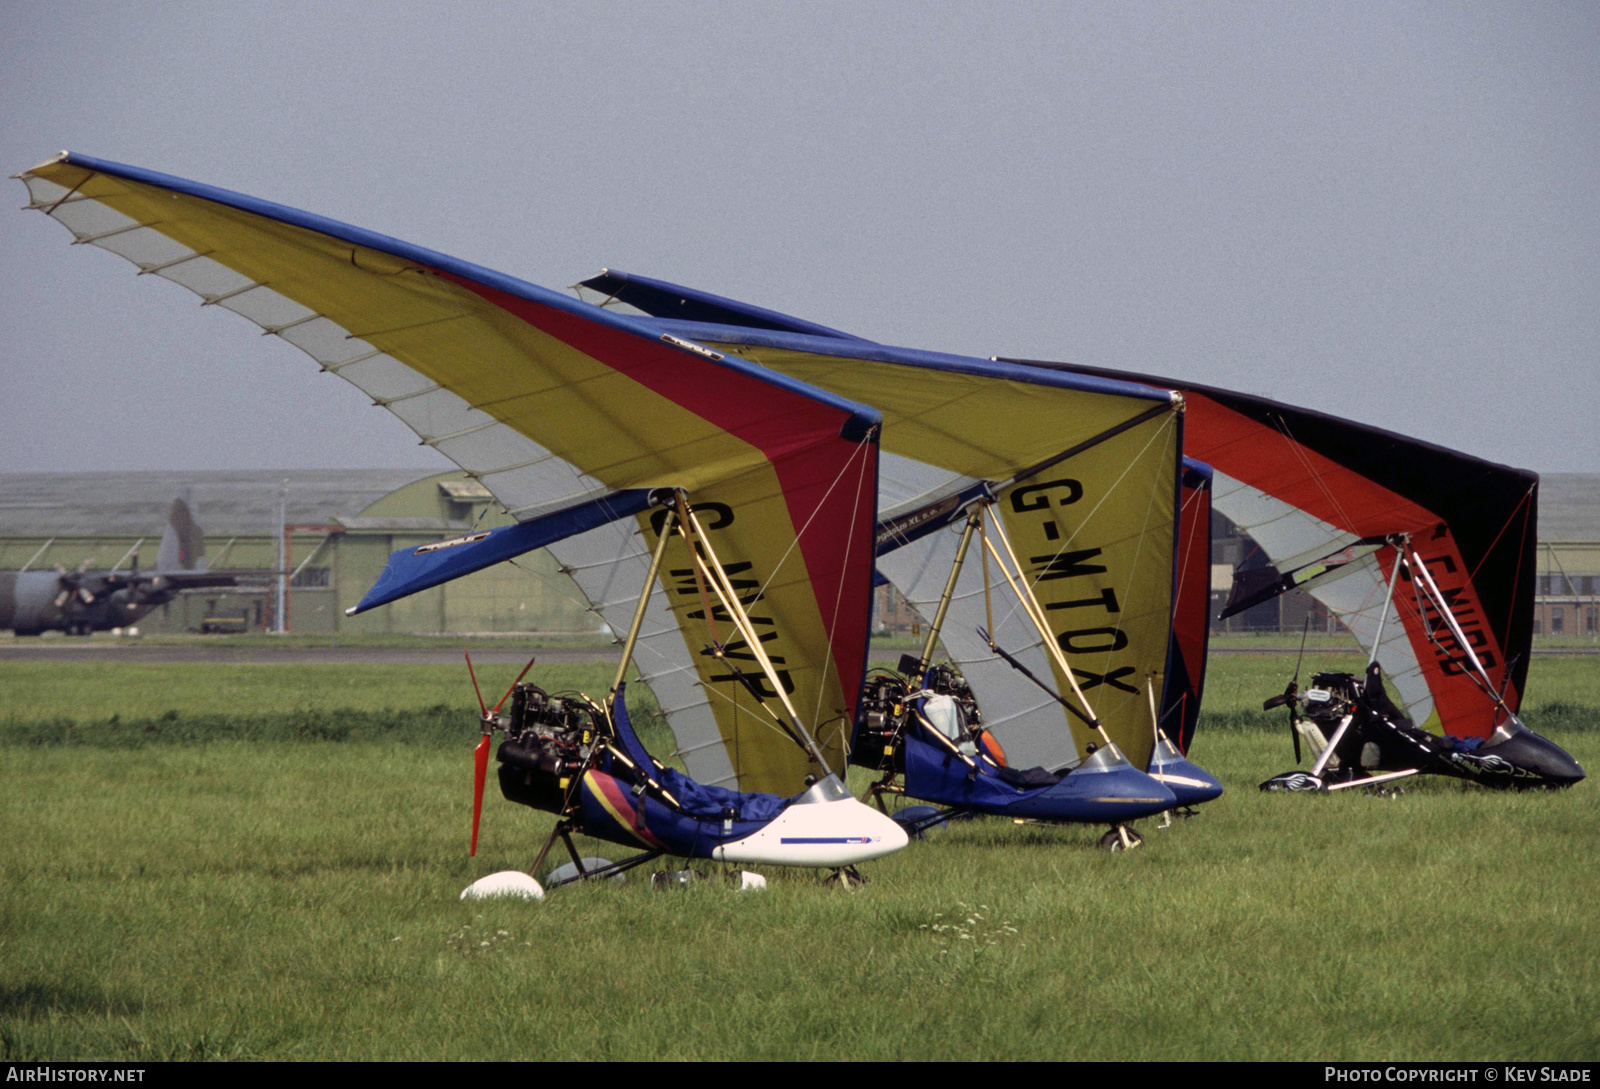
495;685;606;816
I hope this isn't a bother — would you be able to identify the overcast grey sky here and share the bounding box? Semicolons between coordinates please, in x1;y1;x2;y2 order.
3;2;1595;474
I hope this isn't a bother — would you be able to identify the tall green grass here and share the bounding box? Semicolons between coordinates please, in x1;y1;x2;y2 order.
1;657;1595;1060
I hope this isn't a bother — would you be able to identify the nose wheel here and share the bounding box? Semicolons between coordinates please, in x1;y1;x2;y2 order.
1098;825;1144;852
1155;806;1201;830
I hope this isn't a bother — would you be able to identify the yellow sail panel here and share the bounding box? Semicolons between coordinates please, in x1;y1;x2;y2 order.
714;347;1161;481
645;479;868;788
993;412;1180;769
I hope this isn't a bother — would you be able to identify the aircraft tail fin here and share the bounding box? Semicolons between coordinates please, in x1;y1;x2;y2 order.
155;490;208;572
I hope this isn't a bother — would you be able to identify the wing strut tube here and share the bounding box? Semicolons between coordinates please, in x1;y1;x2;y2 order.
902;512;981;677
977;506;1116;754
678;496;839;775
895;502;1104;745
896;502;1107;738
608;502;679;697
604;500;806;788
674;492;723;647
1406;546;1521;732
1366;538;1408;670
1146;675;1161;749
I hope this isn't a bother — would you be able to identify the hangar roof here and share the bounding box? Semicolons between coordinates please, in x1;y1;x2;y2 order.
1;470;1593;544
0;469;440;538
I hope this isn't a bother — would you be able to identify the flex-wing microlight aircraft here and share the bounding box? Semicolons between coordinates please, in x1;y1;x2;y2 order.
16;152;908;885
358;264;1201;851
570;269;1223;845
354;484;912;888
1;490;235;635
1000;360;1584;793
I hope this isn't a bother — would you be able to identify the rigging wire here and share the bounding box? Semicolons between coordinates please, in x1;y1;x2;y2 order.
810;433;877;732
1173;478;1208;627
1405;550;1508;720
1269;413;1364;539
750;430;877;612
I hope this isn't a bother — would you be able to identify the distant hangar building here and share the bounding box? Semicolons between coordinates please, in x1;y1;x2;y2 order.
4;470;1593;639
0;470;598;635
1533;473;1600;638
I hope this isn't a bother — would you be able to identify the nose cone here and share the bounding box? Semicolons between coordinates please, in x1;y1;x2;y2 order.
848;801;913;861
1010;747;1177;823
1147;737;1225;807
1473;723;1587;788
713;777;909;866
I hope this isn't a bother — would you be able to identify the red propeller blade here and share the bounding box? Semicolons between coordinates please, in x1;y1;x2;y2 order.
464;651;536;857
470;732;491;856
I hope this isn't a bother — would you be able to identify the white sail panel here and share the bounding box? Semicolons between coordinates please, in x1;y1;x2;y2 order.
1211;470;1434;726
546;518;736;787
212;284;316;328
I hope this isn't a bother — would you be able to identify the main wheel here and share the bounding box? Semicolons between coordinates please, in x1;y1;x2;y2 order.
1098;826;1144;852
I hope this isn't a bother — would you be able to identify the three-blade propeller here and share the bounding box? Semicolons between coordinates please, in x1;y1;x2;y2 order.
465;650;536;856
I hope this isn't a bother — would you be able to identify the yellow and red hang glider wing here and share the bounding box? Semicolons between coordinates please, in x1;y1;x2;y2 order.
575;271;1185;772
17;153;881;793
717;346;1183;773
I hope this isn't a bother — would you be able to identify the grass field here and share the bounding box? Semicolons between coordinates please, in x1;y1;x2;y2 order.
2;653;1596;1060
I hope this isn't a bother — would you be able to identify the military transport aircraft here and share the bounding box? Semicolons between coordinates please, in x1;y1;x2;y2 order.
0;491;235;635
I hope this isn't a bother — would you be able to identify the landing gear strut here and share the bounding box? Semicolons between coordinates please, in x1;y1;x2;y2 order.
826;865;869;889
